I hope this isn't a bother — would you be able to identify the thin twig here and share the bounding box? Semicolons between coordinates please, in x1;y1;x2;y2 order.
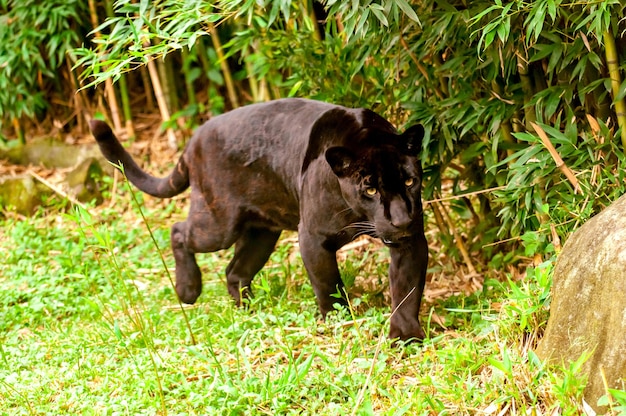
399;34;429;81
600;366;614;413
28;170;87;210
423;185;507;206
433;201;477;275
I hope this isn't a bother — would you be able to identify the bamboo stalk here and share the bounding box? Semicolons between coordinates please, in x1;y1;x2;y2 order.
181;48;197;108
139;66;155;111
104;0;134;139
88;0;122;132
517;53;536;128
162;52;187;131
259;78;269;101
118;74;135;139
587;114;604;186
66;58;87;132
603;29;626;150
195;39;213;106
550;223;561;253
159;55;179;114
145;50;178;149
245;58;260;102
11;116;24;144
307;0;322;42
157;59;171;111
167;57;180;112
492;80;516;157
209;25;239;108
432;54;450;97
195;39;211;78
430;195;448;236
530;122;580;194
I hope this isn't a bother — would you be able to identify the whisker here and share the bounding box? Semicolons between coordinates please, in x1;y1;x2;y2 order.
331;207;355;221
341;220;379;240
342;224;376;233
351;230;371;240
345;221;376;228
342;223;374;230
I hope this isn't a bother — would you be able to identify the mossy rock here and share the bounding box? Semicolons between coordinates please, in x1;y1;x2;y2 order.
0;175;50;215
0;138;110;214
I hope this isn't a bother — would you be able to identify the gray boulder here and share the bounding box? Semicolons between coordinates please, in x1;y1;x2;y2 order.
536;194;626;411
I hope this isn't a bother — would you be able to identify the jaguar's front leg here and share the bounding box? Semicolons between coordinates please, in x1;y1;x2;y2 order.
298;228;348;316
388;234;429;342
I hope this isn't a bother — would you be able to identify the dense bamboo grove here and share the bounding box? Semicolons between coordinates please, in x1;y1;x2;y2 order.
1;0;625;268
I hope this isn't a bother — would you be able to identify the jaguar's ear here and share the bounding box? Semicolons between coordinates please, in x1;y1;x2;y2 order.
401;124;425;156
303;108;361;174
325;147;356;178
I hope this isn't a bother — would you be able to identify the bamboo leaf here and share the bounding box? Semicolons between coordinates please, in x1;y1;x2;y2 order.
394;0;420;25
525;2;546;43
496;14;511;44
468;4;501;26
355;7;370;37
530;43;556;62
288;80;303;97
369;4;388;27
547;0;557;22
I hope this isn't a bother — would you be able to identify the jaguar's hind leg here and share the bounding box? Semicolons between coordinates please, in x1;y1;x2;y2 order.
226;227;281;305
171;212;238;304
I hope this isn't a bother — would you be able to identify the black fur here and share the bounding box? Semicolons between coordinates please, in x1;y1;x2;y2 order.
90;98;429;342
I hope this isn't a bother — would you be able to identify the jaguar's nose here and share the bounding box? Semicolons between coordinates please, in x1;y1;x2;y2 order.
389;197;412;229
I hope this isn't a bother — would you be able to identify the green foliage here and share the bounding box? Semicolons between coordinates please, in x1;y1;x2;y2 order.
74;0;220;88
599;388;626;414
209;0;626;254
3;202;621;414
0;216;102;331
0;1;87;137
495;118;626;242
4;2;626;413
3;0;623;257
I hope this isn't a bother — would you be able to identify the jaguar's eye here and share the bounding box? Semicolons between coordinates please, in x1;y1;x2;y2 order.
365;187;378;196
405;178;415;187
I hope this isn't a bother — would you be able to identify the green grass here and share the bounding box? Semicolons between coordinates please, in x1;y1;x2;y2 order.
0;194;620;415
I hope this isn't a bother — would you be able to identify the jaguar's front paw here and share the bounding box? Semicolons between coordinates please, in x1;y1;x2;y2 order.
175;281;202;304
389;321;426;345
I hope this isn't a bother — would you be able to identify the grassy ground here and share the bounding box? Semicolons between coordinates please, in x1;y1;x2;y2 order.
0;186;607;415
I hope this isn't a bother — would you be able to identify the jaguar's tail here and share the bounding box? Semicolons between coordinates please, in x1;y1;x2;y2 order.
89;120;189;198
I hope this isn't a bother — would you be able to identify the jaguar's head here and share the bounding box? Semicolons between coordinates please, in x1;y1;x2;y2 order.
325;124;425;246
